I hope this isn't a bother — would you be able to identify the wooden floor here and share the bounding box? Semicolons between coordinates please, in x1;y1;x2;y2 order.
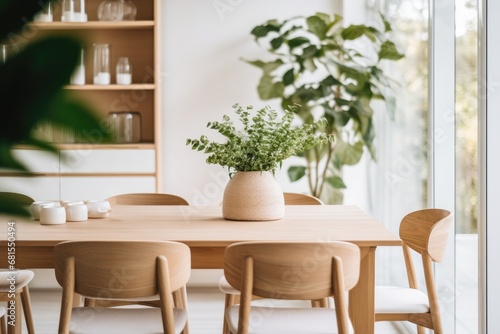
17;287;411;333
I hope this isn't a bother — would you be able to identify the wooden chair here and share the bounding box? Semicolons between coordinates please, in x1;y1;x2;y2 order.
0;306;6;334
54;240;191;334
283;192;324;205
375;209;453;334
0;270;36;334
100;192;190;329
224;241;360;334
220;192;323;334
107;193;189;206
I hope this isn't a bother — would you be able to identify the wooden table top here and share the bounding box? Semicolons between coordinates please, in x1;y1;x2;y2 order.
2;205;401;248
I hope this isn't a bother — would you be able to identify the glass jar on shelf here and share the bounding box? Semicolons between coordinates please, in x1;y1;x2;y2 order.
93;44;111;85
116;57;132;85
61;0;88;22
98;0;137;21
106;111;141;143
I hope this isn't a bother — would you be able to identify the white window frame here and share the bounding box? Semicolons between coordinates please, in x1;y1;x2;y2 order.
480;0;500;332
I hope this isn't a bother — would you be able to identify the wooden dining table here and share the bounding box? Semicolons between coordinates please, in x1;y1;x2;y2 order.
0;204;400;334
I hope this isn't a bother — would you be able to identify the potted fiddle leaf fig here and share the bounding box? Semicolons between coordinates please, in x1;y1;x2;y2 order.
186;103;333;221
246;12;404;203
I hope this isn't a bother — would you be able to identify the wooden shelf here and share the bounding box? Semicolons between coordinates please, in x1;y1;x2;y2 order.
64;84;155;90
32;21;155;30
15;143;156;150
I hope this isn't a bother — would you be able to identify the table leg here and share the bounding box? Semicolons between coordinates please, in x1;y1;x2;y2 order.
349;246;376;334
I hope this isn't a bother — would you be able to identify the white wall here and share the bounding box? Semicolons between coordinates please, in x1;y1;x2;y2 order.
161;0;348;206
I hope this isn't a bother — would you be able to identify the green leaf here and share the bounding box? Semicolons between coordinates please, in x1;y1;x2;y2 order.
326;175;347;189
288;37;310;49
270;37;284;49
288;165;306;182
251;23;280;38
0;0;58;40
381;14;393;32
283;68;295;86
321;75;341;87
315;12;331;25
47;92;112;144
0;201;31;217
0;36;81;143
334;141;364;166
307;15;328;39
379;41;404;60
244;60;266;69
302;45;319;59
341;25;368;40
0;141;29;171
257;75;284;100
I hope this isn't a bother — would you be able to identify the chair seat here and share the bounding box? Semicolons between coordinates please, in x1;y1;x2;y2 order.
226;305;353;334
219;275;239;294
0;270;34;291
69;307;187;334
375;286;430;314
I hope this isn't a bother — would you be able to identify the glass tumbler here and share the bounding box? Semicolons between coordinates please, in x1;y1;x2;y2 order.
61;0;88;22
107;111;141;143
98;0;137;21
116;57;132;85
93;44;111;85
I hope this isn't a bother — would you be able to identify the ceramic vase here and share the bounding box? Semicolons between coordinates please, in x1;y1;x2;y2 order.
222;171;284;221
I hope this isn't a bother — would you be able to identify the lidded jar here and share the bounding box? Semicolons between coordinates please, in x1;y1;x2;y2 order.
107;111;141;143
98;0;137;21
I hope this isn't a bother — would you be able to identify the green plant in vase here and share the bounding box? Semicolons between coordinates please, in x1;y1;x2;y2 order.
187;103;333;221
246;12;404;203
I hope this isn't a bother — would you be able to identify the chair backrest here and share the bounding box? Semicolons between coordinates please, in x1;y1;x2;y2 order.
107;193;189;206
399;209;453;263
283;192;323;205
0;192;34;205
224;241;360;300
224;241;359;334
54;241;191;299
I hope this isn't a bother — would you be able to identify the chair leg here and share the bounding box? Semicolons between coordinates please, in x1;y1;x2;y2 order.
417;325;426;334
173;287;189;334
7;292;22;334
222;294;236;334
21;287;35;334
0;313;6;334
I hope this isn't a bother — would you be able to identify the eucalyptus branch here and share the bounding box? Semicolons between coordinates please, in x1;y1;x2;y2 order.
187;104;334;175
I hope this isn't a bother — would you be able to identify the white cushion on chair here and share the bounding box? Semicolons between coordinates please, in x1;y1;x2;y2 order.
69;307;187;334
226;305;353;334
0;270;34;291
375;286;430;314
219;275;239;294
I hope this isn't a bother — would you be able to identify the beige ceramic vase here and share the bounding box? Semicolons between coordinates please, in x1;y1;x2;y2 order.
222;171;285;221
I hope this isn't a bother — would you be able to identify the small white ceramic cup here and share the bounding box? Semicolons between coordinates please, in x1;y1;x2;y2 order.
61;200;85;207
30;201;58;220
65;203;88;222
40;205;66;225
87;200;111;218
